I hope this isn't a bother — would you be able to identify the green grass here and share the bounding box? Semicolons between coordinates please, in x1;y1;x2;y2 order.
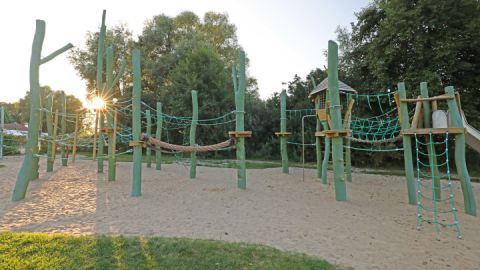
0;232;347;270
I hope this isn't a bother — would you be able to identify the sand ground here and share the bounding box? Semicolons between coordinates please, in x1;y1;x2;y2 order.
1;156;479;270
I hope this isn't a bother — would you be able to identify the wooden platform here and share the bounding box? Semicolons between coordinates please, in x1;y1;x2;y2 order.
228;131;252;138
315;130;351;138
274;132;292;137
401;128;465;135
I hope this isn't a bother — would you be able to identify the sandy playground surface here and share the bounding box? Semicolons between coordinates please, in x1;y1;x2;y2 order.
0;156;479;270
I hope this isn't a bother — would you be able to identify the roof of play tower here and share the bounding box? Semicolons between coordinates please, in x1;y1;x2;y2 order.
308;77;357;99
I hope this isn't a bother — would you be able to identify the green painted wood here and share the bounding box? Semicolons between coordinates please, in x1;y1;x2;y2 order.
106;46;116;181
0;106;3;159
345;94;352;182
327;41;346;201
190;90;198;178
321;122;330;185
420;82;440;199
398;82;416;205
235;51;247;189
96;10;106;174
280;89;289;174
60;91;67;166
146;110;152;168
315;96;322;179
131;48;142;197
445;86;476;216
156;102;162;170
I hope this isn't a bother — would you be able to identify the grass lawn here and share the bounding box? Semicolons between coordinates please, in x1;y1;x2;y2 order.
0;232;348;270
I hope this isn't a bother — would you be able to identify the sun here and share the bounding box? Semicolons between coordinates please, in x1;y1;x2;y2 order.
86;96;106;112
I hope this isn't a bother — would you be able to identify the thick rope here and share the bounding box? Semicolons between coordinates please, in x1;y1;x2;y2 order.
141;133;235;153
348;135;402;144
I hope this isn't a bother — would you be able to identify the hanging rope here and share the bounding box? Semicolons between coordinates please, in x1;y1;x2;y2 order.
141;133;235;153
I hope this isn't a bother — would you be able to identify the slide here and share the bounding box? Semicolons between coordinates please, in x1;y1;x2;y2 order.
462;112;480;153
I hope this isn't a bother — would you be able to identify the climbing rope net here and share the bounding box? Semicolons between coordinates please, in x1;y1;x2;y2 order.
414;133;462;238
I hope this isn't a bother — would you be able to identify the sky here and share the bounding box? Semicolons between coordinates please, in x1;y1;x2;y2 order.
0;0;370;104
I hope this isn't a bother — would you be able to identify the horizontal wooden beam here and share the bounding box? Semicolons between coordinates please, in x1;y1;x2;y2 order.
401;128;465;135
400;95;454;103
274;131;292;137
229;131;252;138
315;129;351;138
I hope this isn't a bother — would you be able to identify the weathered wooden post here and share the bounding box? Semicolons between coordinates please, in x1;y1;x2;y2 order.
12;20;72;201
233;51;248;189
146;110;152;168
321;123;330;184
445;86;476;216
327;41;347;201
398;82;416;205
314;97;323;179
60;91;67;166
190;90;198;178
155;102;162;170
279;89;289;173
45;95;54;171
0;106;4;159
92;112;98;161
72;112;79;163
420;82;440;198
106;46;115;179
345;94;352;182
96;10;106;174
131;48;142;197
52;110;59;164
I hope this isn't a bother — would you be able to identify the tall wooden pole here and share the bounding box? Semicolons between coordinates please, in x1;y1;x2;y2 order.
420;82;440;199
327;41;346;201
106;46;116;181
315;96;322;179
190;90;198;178
234;51;247;189
345;94;352;182
52;110;59;164
321;122;330;184
60;91;67;166
0;106;4;159
398;82;416;205
146;110;152;168
280;89;289;173
12;20;72;200
155;102;162;170
72;112;79;163
92;112;98;161
131;48;142;197
445;86;476;216
45;96;54;171
96;10;106;174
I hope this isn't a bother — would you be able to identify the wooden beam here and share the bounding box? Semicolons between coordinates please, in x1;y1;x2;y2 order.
401;128;465;135
410;97;423;129
400;95;454;103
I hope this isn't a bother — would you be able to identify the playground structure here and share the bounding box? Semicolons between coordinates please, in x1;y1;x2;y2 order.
11;10;251;201
275;40;479;236
7;11;479;238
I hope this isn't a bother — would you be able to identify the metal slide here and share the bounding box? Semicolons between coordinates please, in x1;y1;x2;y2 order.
462;112;480;153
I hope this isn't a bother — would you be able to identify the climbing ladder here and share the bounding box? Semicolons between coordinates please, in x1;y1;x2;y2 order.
414;132;462;238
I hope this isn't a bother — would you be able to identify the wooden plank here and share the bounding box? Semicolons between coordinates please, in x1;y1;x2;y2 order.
455;92;463;112
410;97;423;129
394;92;402;125
400;95;454;103
274;131;292;137
228;131;252;138
315;130;351;138
316;109;327;121
401;128;465;135
343;98;355;129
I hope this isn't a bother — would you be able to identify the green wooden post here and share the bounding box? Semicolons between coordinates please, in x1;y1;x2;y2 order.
131;48;142;197
96;10;106;174
0;106;3;159
190;90;198;178
156;102;162;170
445;86;476;216
398;82;416;205
315;96;322;179
45;95;54;172
420;82;440;199
234;51;247;189
106;46;115;181
327;41;346;201
12;20;72;201
280;89;289;174
146;110;152;168
60;91;67;166
345;94;352;182
321;123;330;185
